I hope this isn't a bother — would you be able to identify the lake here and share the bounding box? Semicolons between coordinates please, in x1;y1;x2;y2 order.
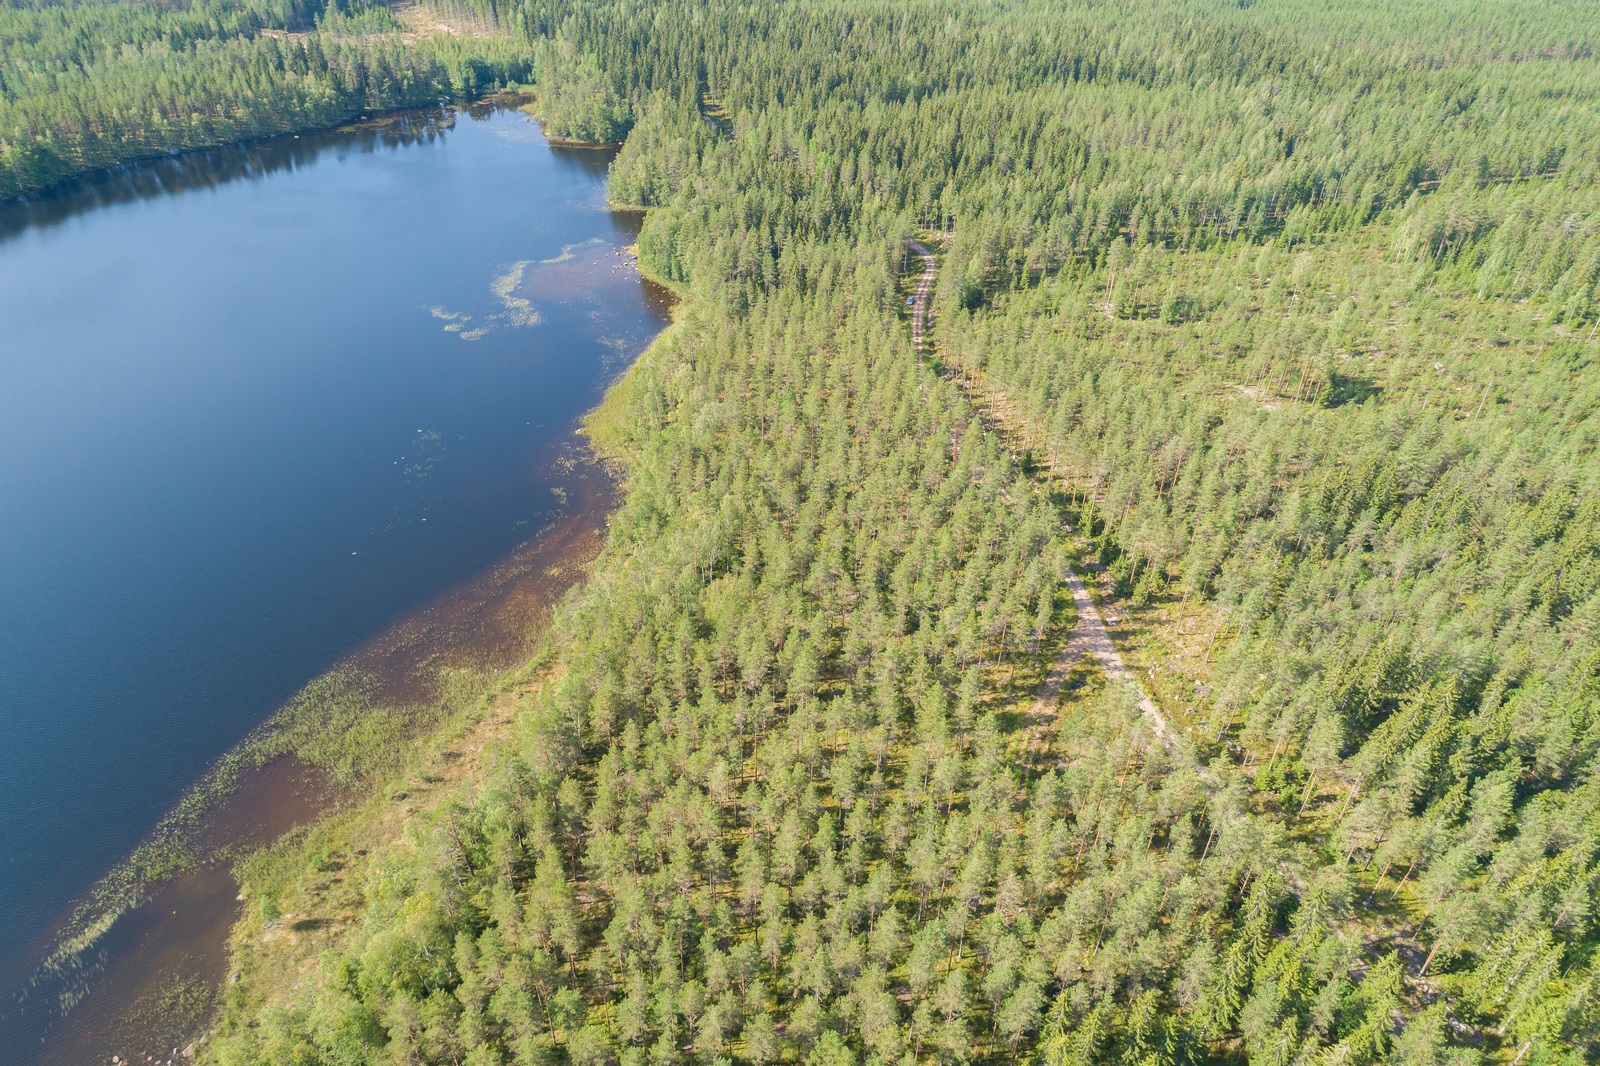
0;99;669;1062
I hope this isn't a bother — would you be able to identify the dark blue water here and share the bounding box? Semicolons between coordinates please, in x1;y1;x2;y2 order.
0;101;667;1020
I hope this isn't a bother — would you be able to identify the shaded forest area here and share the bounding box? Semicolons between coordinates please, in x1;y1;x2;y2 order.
2;0;548;197
8;1;1599;1064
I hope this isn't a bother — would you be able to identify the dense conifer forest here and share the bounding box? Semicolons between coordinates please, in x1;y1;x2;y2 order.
8;0;1600;1063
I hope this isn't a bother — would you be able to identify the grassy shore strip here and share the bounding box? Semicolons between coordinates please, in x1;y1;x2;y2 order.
213;653;557;1025
581;246;687;466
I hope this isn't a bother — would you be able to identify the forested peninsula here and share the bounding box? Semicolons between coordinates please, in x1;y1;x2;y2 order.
8;1;1600;1064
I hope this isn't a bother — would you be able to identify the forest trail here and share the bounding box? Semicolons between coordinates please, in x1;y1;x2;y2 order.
906;240;937;353
906;238;1174;754
1056;568;1173;745
1016;559;1175;763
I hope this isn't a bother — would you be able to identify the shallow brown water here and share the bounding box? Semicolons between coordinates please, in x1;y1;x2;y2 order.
45;758;340;1065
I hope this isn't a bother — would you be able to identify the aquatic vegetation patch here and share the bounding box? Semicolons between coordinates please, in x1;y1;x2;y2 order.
425;260;548;342
538;236;605;265
489;258;543;327
122;973;216;1059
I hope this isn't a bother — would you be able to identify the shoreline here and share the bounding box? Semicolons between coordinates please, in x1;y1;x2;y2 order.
12;451;625;1065
544;136;627;149
0;88;542;210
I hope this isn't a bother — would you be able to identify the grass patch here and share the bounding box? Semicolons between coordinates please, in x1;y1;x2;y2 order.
582;254;684;465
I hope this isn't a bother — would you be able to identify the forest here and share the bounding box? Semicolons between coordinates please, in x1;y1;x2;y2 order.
0;0;526;197
7;0;1599;1064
